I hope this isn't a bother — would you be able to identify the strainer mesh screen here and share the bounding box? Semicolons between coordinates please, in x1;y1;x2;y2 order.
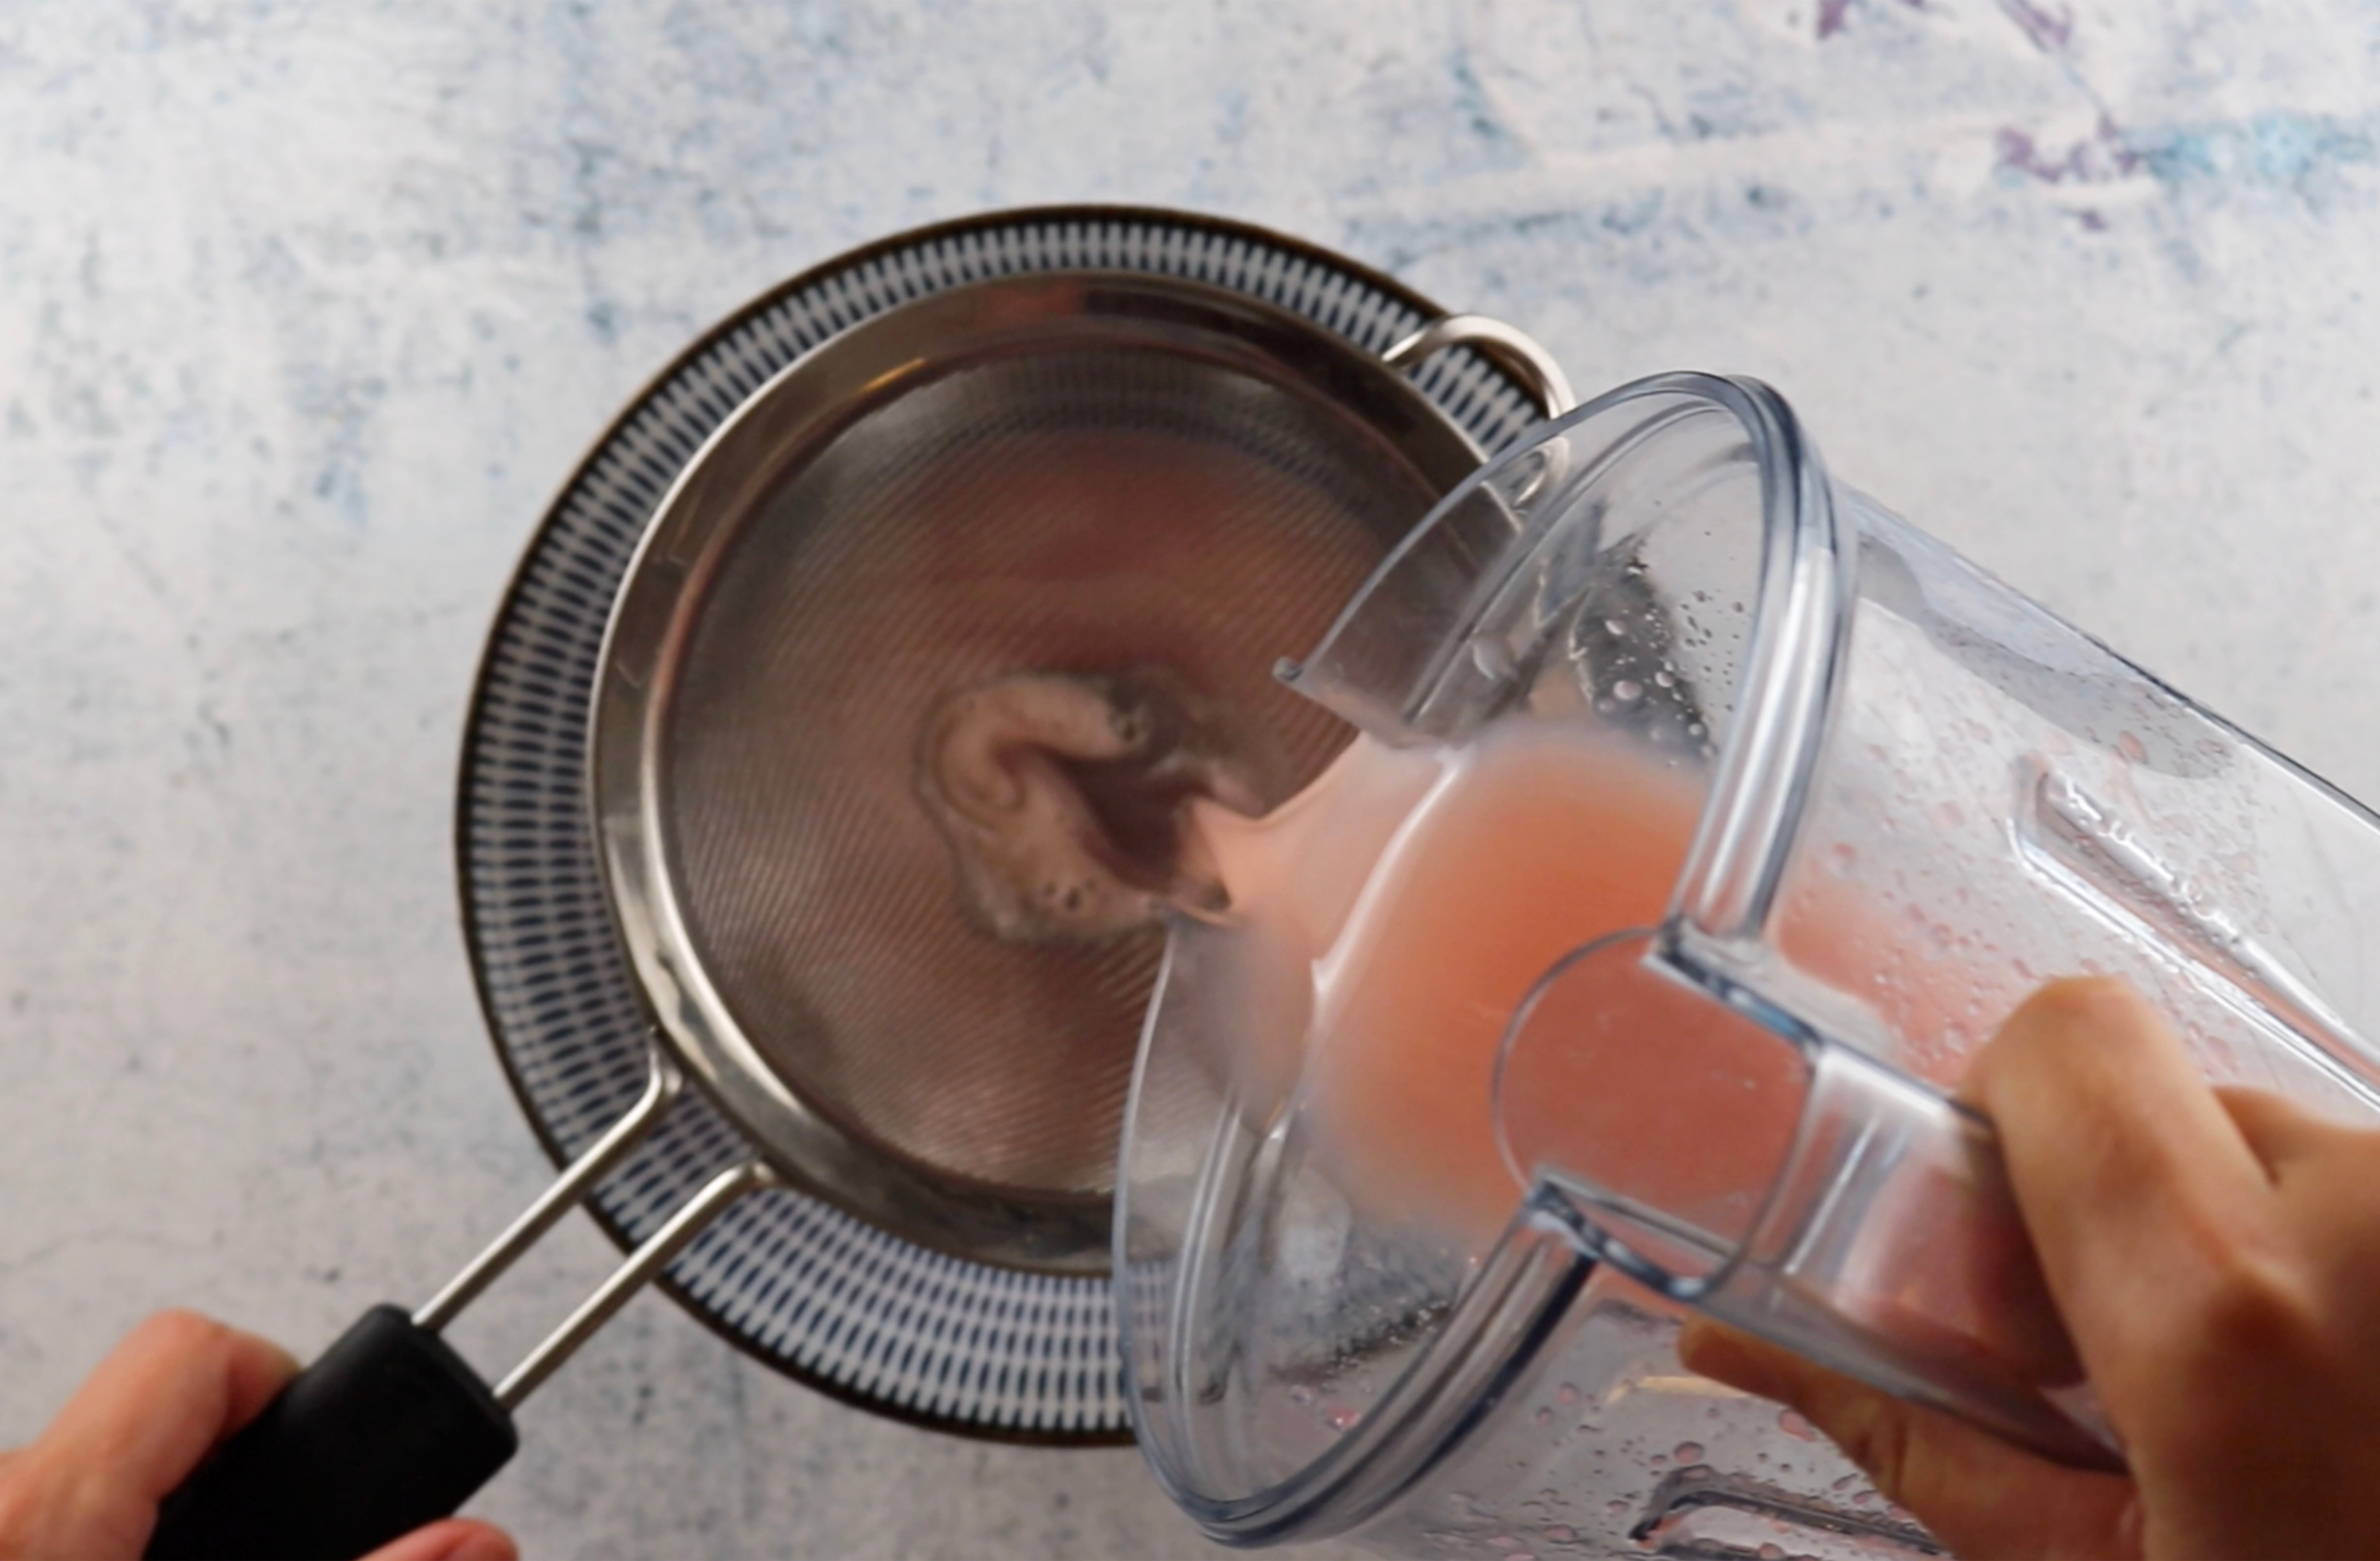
664;346;1441;1195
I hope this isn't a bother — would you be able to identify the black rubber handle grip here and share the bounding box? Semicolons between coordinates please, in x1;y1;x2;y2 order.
146;1305;518;1561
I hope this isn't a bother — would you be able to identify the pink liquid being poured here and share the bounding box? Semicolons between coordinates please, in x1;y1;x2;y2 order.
1187;722;1709;1242
1186;718;1981;1252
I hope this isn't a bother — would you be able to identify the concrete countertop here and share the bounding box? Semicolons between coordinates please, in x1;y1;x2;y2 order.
5;2;2378;1556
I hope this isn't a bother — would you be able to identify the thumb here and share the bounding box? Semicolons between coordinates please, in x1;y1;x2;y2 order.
1679;1320;2138;1561
361;1517;518;1561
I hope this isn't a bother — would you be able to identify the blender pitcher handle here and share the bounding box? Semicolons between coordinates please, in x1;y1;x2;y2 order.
1384;315;1577;420
1495;929;2124;1472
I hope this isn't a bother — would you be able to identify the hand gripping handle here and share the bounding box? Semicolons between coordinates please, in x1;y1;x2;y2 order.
147;1306;516;1561
148;1060;780;1559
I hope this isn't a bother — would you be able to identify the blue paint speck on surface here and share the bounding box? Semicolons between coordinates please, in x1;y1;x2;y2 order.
2134;111;2376;186
1444;45;1529;173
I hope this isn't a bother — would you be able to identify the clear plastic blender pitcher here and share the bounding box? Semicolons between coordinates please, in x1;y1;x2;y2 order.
1117;372;2380;1557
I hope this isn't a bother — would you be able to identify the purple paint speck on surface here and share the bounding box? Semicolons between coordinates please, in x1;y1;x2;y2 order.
1819;0;1929;37
1996;0;2075;53
1995;117;2140;185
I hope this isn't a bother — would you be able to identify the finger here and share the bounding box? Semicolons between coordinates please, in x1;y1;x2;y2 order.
2213;1085;2343;1175
361;1517;520;1561
2;1312;296;1559
1681;1320;2140;1560
2216;1085;2380;1306
34;1311;297;1503
1961;978;2282;1410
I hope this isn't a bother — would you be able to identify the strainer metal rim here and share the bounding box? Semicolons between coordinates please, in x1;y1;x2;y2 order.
591;270;1497;1274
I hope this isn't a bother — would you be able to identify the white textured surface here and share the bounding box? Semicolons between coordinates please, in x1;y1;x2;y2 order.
5;2;2379;1556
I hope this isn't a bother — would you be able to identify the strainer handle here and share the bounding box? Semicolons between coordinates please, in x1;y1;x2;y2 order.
1383;314;1577;418
144;1305;516;1561
146;1061;782;1560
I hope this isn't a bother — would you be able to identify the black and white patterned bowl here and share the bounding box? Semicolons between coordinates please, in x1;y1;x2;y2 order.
454;206;1543;1441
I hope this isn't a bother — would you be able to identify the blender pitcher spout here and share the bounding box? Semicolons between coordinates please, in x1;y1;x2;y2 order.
1271;371;1834;769
1494;927;2123;1470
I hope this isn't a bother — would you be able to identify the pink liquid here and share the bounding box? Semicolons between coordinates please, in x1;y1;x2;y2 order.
1190;723;1708;1241
1189;720;1981;1252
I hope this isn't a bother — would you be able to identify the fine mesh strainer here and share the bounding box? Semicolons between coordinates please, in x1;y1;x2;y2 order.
147;215;1572;1561
596;273;1561;1271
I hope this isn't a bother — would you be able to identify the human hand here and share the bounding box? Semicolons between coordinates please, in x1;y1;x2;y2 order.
0;1310;516;1561
1681;976;2380;1559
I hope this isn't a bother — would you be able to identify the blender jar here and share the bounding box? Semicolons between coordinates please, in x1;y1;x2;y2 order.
1117;372;2380;1557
